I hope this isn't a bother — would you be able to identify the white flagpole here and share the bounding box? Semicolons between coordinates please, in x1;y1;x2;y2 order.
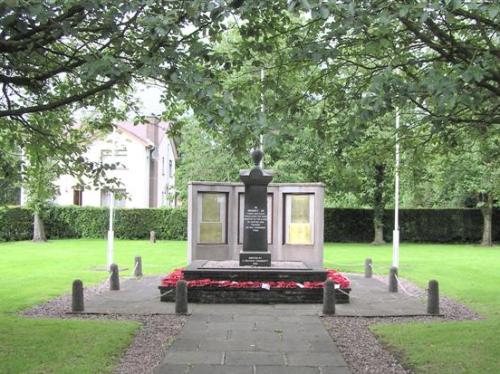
392;108;400;268
107;191;114;270
260;68;264;168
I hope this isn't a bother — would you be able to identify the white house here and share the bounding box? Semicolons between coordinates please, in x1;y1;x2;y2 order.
23;118;178;208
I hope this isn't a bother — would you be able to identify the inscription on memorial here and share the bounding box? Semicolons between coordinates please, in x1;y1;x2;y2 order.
244;207;266;232
239;253;272;266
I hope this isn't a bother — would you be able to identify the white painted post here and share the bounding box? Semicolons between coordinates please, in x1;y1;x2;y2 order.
260;68;264;168
107;191;114;270
392;108;400;268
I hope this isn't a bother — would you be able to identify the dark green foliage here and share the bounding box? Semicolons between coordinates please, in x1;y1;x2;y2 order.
324;208;500;243
0;181;20;206
324;209;374;243
0;207;33;241
1;206;497;243
0;206;187;242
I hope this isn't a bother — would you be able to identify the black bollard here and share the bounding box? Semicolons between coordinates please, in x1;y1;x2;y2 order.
110;263;120;291
175;280;188;314
134;256;143;277
150;230;156;244
427;280;440;315
389;266;398;293
365;258;373;278
72;279;84;312
322;279;336;315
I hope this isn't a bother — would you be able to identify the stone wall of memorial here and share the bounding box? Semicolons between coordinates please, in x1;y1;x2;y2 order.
187;181;325;266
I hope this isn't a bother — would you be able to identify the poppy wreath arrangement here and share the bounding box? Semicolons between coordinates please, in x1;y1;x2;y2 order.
161;268;350;289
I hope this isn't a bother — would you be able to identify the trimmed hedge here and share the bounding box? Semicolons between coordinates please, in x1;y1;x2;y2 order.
0;207;33;241
324;208;500;243
0;206;498;243
0;206;187;242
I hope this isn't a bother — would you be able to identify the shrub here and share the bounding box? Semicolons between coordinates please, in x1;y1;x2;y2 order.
0;206;187;241
0;207;33;241
324;208;499;243
0;206;497;243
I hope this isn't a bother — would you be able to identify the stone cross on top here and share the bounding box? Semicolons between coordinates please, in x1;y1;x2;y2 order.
239;149;273;266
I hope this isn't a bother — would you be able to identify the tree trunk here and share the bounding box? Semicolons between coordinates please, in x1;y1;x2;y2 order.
480;193;493;247
371;164;386;245
33;212;47;242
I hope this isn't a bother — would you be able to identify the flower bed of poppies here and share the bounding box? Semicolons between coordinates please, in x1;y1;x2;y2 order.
160;268;350;289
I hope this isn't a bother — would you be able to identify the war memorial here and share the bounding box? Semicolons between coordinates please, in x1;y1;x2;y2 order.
159;150;351;303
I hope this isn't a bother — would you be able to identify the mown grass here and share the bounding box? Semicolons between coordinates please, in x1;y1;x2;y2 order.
324;242;500;374
0;239;187;313
0;316;138;374
0;239;186;374
0;240;498;373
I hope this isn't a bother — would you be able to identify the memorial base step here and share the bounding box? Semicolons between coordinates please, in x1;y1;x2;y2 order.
158;286;350;304
183;260;327;282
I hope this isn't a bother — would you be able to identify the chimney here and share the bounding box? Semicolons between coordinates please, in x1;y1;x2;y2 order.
145;115;160;147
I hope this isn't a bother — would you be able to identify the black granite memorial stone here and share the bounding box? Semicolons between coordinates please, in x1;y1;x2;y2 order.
239;149;273;266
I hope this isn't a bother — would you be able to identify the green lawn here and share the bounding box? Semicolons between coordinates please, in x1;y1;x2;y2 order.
0;240;498;373
324;243;500;374
0;239;187;374
0;239;187;313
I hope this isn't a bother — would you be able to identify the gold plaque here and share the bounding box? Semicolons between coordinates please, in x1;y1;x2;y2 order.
289;223;312;244
199;222;223;243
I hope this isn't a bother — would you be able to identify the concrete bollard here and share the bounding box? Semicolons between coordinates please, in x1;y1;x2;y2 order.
322;279;336;315
150;230;156;244
389;266;398;293
72;279;84;312
175;280;188;314
134;256;143;277
427;280;440;315
364;258;373;278
110;263;120;291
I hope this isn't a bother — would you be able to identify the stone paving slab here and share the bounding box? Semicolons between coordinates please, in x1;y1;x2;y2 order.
336;275;427;316
225;351;285;365
256;367;320;374
161;351;224;365
154;303;350;374
153;364;351;374
82;273;427;316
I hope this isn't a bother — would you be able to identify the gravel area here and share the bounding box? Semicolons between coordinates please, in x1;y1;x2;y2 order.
21;280;187;374
323;275;481;374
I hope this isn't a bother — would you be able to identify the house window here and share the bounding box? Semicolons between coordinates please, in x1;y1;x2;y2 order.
197;192;227;244
101;148;127;169
169;160;173;177
73;189;83;206
101;149;112;164
284;194;314;245
238;193;273;244
100;189;127;208
114;189;127;208
115;147;127;157
162;157;165;176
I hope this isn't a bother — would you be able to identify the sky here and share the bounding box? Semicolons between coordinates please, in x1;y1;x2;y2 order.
133;83;165;116
73;83;166;122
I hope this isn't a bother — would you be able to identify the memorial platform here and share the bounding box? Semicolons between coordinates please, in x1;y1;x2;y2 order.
183;260;328;282
159;260;350;304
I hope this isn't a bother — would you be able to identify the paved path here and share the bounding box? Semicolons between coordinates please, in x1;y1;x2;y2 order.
83;274;427;317
153;304;350;374
79;274;430;373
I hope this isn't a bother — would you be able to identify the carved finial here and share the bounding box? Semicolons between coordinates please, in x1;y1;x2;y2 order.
251;149;263;167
